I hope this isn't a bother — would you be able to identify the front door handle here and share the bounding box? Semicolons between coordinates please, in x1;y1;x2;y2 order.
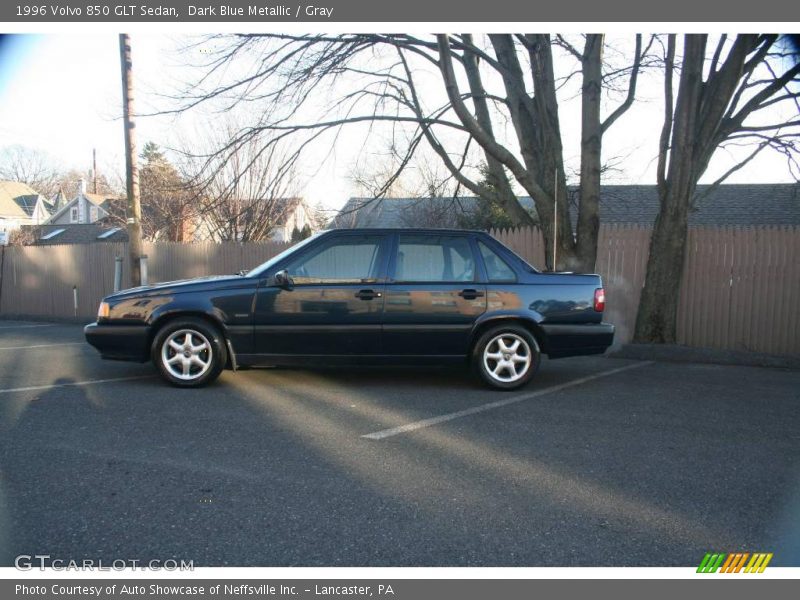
355;289;382;301
458;288;485;300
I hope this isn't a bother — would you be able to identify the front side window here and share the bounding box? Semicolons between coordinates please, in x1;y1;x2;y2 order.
478;241;517;282
284;235;384;284
394;235;475;282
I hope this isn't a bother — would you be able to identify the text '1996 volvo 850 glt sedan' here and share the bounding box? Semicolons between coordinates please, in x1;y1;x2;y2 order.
85;229;614;390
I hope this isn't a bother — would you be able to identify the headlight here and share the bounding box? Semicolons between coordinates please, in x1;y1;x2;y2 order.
97;301;110;319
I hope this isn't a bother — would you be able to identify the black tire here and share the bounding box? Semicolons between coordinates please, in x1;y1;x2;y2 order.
472;324;540;390
151;317;227;388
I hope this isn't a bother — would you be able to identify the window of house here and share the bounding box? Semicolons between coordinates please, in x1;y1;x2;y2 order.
284;235;384;284
394;235;475;282
70;207;79;223
40;228;65;241
97;227;121;240
478;241;517;282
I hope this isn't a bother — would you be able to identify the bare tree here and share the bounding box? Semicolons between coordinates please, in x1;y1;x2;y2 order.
165;33;651;271
634;34;800;344
182;120;301;241
0;145;62;196
0;145;123;204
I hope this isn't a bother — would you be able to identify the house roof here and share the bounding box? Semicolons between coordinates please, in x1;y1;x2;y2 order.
50;188;68;210
334;183;800;228
84;192;107;206
0;180;41;218
13;194;44;217
331;196;481;229
25;223;129;245
588;183;800;226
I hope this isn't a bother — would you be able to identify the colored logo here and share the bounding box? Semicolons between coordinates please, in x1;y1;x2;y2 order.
697;552;773;573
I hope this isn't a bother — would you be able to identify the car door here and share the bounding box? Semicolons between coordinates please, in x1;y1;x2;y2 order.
382;232;487;357
253;233;389;357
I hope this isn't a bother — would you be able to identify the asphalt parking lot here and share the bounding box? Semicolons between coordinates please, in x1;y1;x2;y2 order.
0;319;799;567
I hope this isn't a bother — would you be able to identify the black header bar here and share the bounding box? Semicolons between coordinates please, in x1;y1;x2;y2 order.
2;0;797;23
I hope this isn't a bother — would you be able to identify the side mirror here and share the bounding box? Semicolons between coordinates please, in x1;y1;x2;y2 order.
272;269;294;290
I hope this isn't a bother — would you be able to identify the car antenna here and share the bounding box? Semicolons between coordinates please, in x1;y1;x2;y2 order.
552;168;558;272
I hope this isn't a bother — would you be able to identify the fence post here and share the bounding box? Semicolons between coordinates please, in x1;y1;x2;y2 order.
140;255;148;286
114;256;123;292
72;286;78;318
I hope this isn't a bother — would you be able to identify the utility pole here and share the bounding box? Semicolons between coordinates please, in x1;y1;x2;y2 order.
119;33;143;286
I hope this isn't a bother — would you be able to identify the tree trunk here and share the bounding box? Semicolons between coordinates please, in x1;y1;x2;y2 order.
575;35;603;274
119;33;143;287
633;187;691;342
634;35;705;343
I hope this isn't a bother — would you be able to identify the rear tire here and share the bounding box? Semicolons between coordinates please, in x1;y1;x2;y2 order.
151;317;227;388
472;324;540;390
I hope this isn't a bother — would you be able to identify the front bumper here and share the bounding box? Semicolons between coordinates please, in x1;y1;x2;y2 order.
540;322;615;358
84;322;151;362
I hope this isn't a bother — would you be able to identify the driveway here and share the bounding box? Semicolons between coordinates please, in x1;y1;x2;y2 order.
0;320;798;566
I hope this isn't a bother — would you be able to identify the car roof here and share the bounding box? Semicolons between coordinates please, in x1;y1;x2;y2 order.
323;228;487;235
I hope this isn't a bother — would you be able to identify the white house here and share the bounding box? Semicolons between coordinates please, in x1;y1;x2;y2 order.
269;197;317;242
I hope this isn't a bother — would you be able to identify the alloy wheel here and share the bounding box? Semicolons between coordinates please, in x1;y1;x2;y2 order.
161;329;213;381
482;332;532;383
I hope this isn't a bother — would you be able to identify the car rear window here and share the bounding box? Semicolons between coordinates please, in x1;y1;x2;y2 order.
478;241;517;282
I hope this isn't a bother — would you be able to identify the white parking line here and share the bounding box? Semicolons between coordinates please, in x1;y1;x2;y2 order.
361;361;654;440
0;375;155;395
0;343;84;351
0;324;56;330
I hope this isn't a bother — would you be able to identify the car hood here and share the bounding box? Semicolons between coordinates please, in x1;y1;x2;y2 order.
107;275;253;300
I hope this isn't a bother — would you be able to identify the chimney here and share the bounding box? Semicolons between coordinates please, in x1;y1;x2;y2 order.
77;179;87;223
93;148;98;194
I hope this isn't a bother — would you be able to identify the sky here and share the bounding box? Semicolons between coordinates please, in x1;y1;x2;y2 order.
0;33;797;212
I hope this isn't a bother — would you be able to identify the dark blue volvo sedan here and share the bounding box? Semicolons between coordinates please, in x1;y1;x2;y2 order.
85;229;614;390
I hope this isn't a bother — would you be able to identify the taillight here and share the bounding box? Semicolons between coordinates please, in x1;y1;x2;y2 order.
593;288;605;312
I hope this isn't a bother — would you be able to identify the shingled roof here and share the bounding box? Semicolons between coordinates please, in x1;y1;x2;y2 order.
334;183;799;229
591;183;799;226
24;223;128;245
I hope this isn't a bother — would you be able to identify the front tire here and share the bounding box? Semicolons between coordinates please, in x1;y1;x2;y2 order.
472;324;540;390
151;317;227;388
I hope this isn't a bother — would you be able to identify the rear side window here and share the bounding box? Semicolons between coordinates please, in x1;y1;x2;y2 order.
395;235;475;282
478;241;517;282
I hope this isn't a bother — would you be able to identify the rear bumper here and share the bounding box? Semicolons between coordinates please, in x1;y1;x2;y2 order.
84;322;150;362
540;322;615;358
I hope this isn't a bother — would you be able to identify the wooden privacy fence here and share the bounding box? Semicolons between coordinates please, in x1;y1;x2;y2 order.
0;240;291;321
491;224;800;356
1;225;798;355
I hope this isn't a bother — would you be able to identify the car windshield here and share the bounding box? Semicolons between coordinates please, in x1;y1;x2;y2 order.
246;233;323;278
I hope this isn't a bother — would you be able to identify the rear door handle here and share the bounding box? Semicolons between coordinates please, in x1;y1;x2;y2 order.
458;288;484;300
355;289;382;300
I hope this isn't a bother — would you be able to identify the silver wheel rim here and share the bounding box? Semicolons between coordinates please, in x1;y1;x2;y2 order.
483;333;532;383
161;329;213;381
